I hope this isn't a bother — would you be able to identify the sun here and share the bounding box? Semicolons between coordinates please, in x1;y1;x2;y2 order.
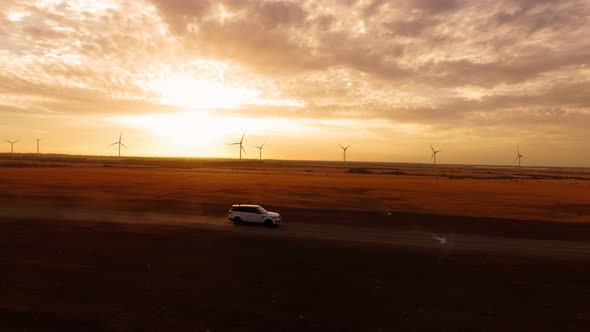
110;70;306;157
147;77;260;110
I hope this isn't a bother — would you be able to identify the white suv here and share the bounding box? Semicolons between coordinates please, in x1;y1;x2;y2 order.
228;204;282;227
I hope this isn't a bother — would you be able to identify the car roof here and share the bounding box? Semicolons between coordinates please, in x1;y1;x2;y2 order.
232;204;262;208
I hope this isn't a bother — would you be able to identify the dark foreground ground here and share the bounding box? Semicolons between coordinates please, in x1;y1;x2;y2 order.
1;215;589;332
1;160;589;331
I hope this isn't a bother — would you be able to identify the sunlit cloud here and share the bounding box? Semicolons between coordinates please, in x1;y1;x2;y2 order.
6;10;28;22
146;76;304;110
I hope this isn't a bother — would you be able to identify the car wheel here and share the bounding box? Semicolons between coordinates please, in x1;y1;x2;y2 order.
264;219;274;228
233;217;242;225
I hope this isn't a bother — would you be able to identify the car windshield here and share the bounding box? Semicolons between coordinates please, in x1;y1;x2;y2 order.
257;206;268;214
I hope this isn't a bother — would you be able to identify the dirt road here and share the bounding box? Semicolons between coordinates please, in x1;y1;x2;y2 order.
3;206;589;261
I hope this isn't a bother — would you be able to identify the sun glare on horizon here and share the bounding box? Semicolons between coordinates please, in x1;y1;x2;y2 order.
107;111;307;157
111;68;310;157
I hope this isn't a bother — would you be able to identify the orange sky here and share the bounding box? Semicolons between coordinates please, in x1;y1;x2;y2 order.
1;0;590;166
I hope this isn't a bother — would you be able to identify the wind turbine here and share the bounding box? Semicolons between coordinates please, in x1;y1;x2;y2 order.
253;142;265;160
34;138;42;154
340;144;351;162
430;144;441;166
514;146;524;168
5;139;20;153
108;131;127;157
229;132;247;160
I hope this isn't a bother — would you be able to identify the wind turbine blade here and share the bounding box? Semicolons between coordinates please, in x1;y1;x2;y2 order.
260;143;265;149
513;156;519;163
430;144;435;153
241;146;247;155
14;139;21;143
240;131;246;143
120;143;128;149
4;140;10;143
228;143;240;145
108;142;119;147
119;131;123;142
346;145;351;149
339;144;345;150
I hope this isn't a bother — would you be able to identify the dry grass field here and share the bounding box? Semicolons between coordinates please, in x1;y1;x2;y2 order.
2;156;590;222
1;155;589;331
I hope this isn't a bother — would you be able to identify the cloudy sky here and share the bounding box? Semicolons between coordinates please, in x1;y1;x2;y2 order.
1;0;590;166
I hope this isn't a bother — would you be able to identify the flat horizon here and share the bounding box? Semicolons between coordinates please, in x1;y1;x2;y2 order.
2;151;589;170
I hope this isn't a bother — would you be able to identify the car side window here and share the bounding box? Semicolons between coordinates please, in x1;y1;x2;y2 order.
233;207;261;214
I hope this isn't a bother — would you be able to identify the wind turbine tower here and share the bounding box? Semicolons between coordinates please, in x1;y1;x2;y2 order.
430;144;441;166
340;144;351;162
5;139;20;153
35;138;42;154
229;132;247;160
108;131;127;157
514;146;525;168
253;142;265;160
